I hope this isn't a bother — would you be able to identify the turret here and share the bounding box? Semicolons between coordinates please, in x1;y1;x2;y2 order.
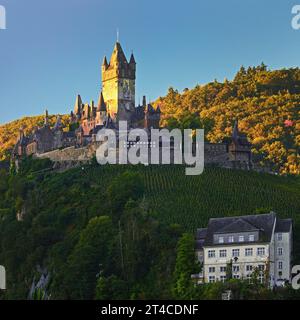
232;119;239;143
53;115;63;131
102;56;108;73
44;109;49;126
74;94;83;118
142;95;146;108
96;91;107;125
129;52;136;71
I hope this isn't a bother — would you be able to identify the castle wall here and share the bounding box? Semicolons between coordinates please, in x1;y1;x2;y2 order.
204;143;229;164
35;144;98;162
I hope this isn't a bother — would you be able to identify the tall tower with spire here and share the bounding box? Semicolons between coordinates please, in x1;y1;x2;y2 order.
101;41;136;124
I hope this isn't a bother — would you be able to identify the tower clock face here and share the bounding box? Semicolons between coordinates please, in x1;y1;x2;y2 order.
122;79;131;99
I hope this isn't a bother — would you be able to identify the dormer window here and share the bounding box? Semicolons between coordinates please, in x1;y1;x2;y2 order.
239;235;244;242
218;237;224;244
228;236;234;243
249;235;255;242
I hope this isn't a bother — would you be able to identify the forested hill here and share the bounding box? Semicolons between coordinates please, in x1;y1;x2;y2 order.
154;64;300;175
0;160;300;299
0;115;71;161
0;64;299;174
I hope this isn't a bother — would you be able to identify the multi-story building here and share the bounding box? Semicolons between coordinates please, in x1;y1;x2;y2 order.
196;212;292;287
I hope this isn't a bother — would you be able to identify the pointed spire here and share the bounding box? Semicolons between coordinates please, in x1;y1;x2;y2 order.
110;42;128;66
129;52;136;64
44;109;49;126
53;115;62;131
156;105;161;113
232;119;239;141
97;91;107;112
74;94;82;114
142;96;146;107
102;56;108;67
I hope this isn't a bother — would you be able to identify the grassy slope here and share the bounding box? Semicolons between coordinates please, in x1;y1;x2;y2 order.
42;164;300;232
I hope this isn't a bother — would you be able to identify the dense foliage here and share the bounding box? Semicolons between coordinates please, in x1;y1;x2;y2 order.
154;64;300;174
0;158;299;299
0;114;71;161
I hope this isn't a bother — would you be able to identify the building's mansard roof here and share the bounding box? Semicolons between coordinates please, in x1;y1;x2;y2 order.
197;212;291;248
275;218;293;233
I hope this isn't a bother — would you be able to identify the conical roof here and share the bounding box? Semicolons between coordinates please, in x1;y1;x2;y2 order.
74;94;82;114
109;42;128;66
97;91;107;112
129;53;136;64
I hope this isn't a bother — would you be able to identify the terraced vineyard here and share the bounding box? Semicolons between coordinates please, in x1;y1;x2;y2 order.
74;164;300;232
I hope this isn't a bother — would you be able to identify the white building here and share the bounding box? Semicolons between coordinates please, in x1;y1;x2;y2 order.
195;212;292;287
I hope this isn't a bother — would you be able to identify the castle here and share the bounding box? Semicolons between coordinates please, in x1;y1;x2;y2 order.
12;41;252;169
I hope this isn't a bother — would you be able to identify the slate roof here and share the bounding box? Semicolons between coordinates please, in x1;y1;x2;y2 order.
202;212;277;247
275;218;292;233
196;228;207;250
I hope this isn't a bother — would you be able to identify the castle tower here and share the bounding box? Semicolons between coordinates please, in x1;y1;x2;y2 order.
228;119;252;165
74;94;83;120
101;42;136;124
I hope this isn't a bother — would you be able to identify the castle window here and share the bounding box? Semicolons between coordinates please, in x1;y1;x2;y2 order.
278;248;283;256
238;235;245;242
277;233;283;241
249;234;255;242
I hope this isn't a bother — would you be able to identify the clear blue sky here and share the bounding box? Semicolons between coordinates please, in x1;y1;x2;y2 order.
0;0;299;124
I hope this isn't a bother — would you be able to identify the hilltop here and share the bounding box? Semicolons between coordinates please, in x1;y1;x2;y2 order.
0;64;299;174
154;64;300;175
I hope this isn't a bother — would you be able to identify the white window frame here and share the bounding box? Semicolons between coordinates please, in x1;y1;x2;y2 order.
208;250;216;258
246;265;253;272
209;267;215;273
218;236;224;244
232;249;240;257
233;265;240;272
258;264;265;272
220;275;226;283
239;235;245;242
277;247;283;256
249;234;255;242
278;261;283;270
257;247;265;256
209;276;216;283
228;236;234;243
245;248;253;256
277;233;283;241
219;249;227;258
220;266;227;273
